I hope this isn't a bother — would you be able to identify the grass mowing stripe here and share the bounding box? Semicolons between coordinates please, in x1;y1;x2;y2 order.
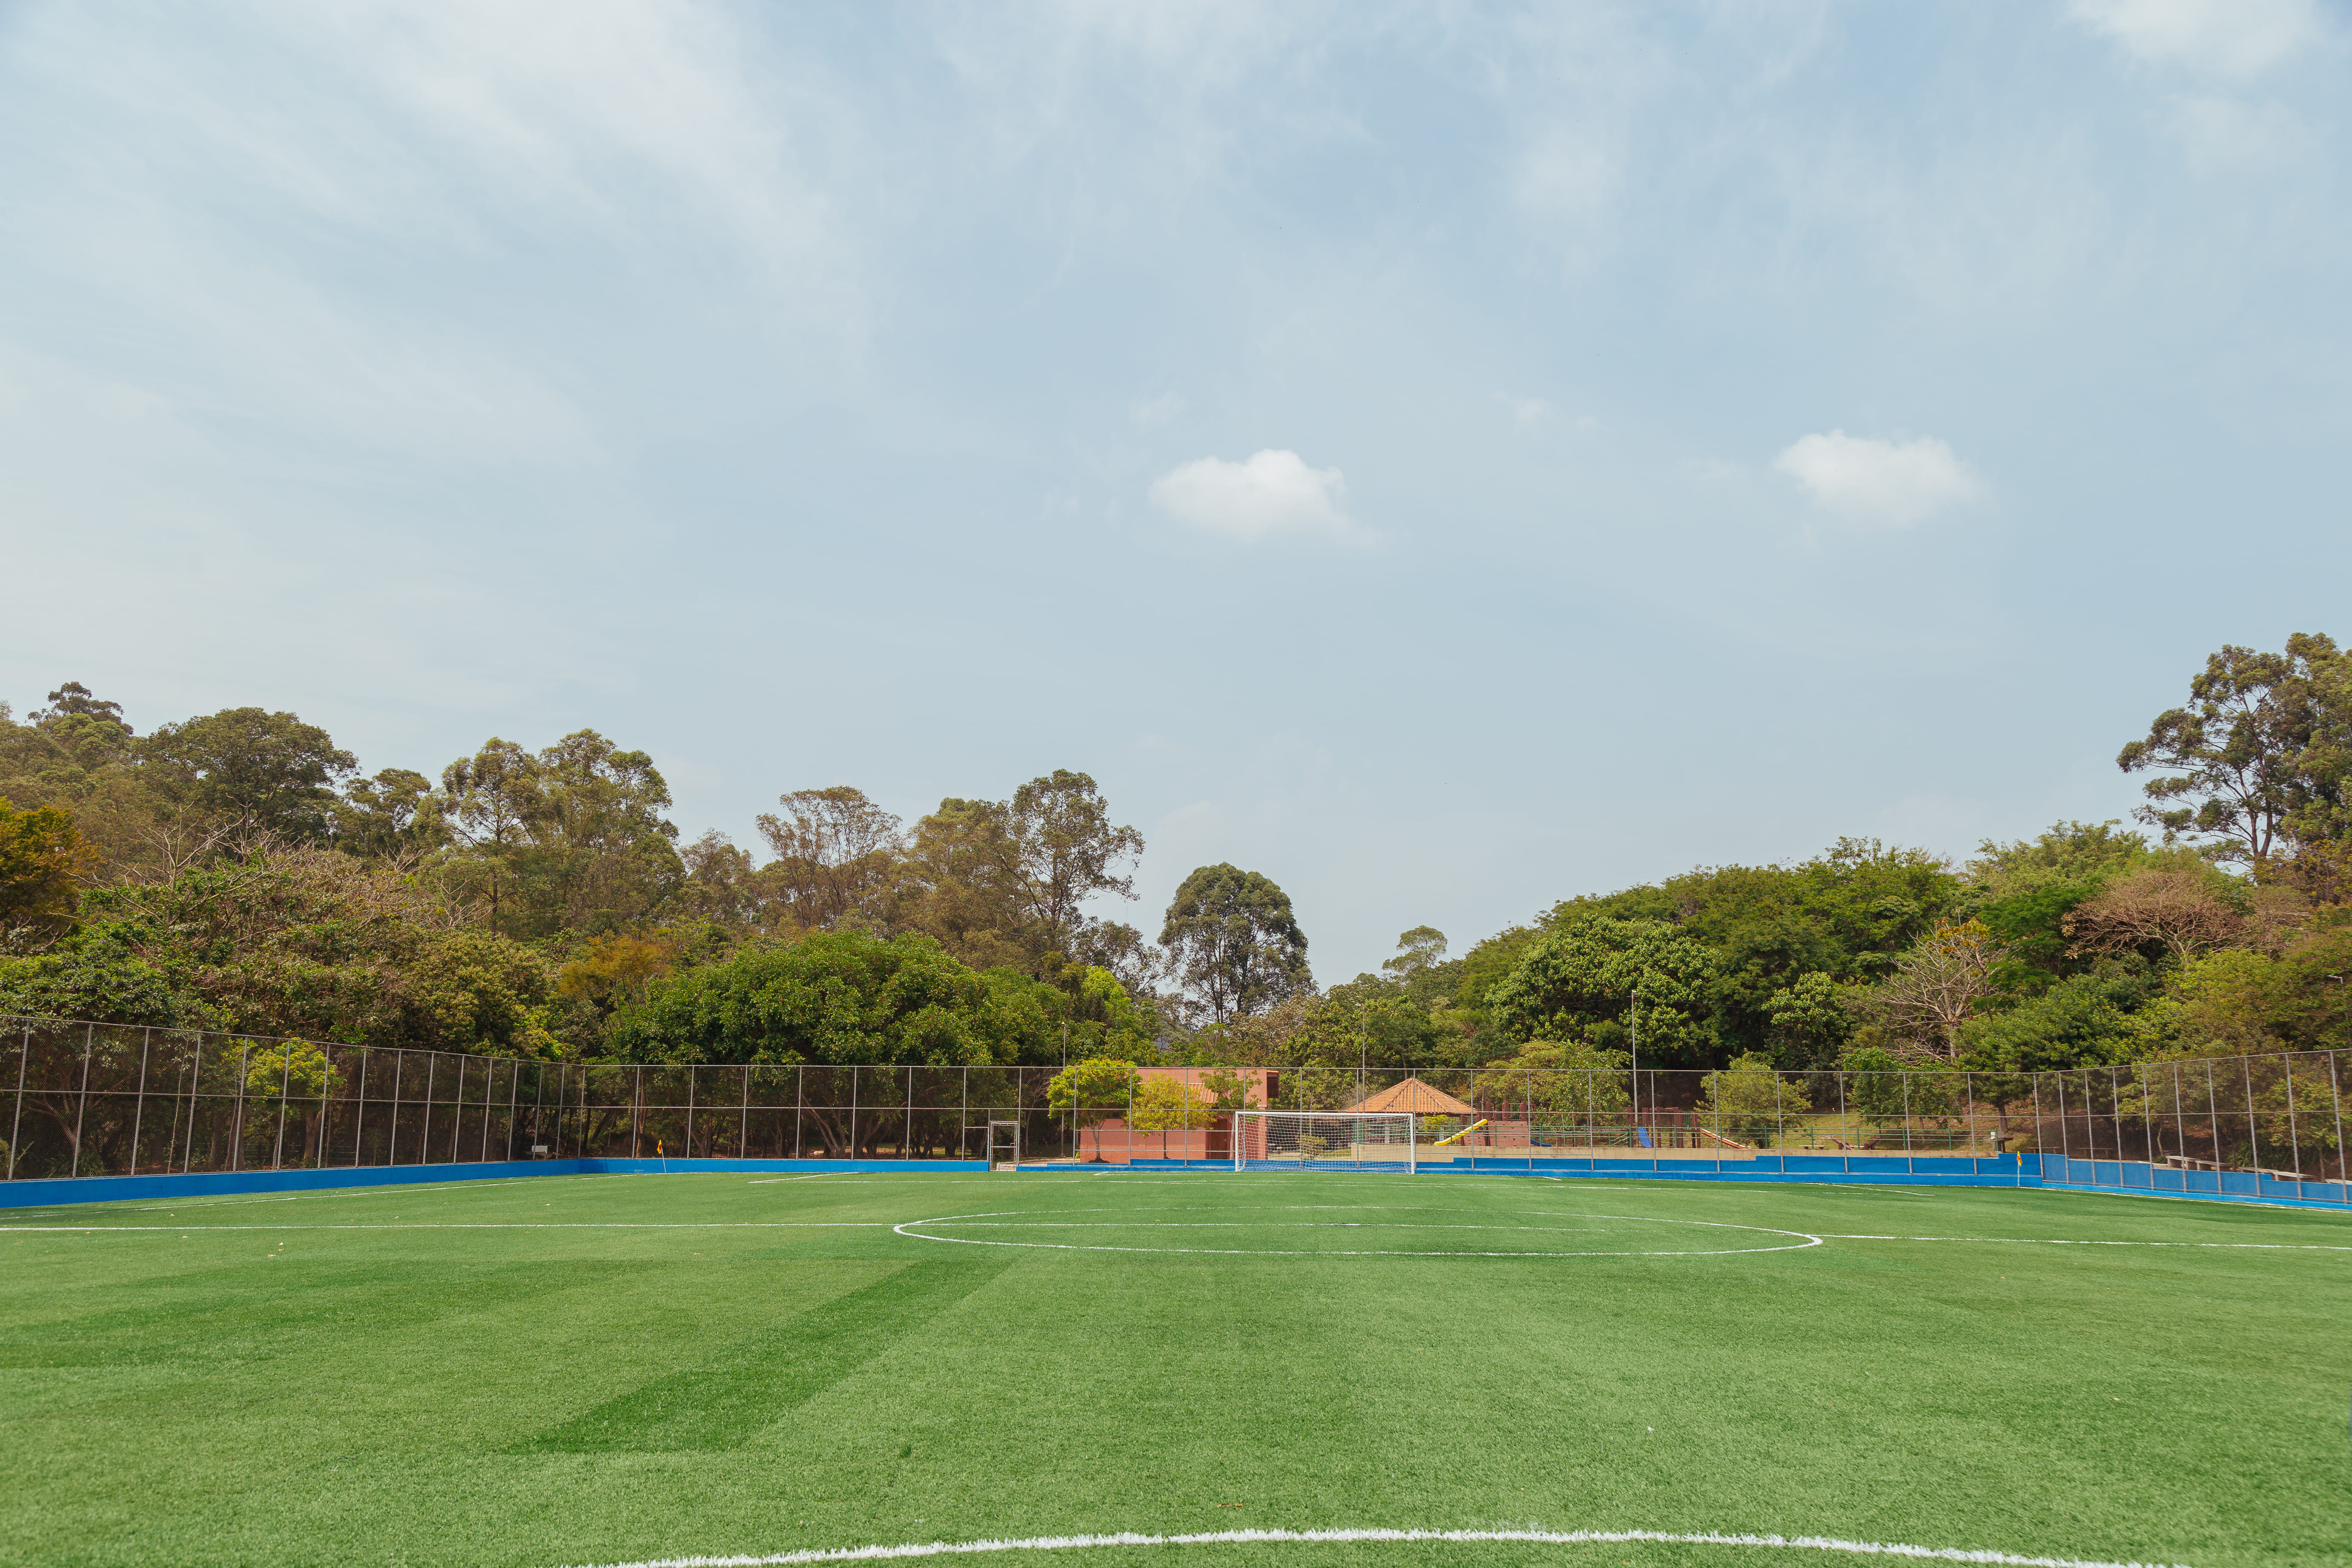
544;1525;2202;1568
0;1259;661;1368
515;1258;1013;1453
1816;1235;2352;1250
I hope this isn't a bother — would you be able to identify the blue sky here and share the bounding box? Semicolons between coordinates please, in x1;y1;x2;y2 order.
2;1;2346;981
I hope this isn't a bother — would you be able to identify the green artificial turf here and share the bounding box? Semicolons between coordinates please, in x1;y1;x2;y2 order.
2;1171;2348;1568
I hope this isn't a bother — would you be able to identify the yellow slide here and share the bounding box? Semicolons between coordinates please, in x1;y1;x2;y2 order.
1431;1119;1488;1148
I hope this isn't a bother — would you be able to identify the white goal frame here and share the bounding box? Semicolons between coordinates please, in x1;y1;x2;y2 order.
1231;1110;1418;1173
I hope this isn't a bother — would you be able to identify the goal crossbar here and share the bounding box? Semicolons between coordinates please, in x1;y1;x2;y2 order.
1231;1109;1417;1173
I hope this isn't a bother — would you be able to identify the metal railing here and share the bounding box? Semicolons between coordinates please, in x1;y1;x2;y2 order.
2;1017;2343;1205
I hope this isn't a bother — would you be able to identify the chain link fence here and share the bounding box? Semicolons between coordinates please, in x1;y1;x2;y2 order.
3;1016;2343;1205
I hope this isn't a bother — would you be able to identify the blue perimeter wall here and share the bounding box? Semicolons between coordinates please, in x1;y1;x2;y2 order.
4;1151;2347;1213
0;1158;988;1210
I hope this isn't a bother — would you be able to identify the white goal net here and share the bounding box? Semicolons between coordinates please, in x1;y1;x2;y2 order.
1232;1110;1417;1173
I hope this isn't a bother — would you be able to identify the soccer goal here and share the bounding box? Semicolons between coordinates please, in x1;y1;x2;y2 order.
1231;1110;1417;1173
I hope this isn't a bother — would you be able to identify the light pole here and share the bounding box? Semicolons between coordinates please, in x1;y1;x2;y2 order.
1359;998;1369;1109
1628;983;1642;1132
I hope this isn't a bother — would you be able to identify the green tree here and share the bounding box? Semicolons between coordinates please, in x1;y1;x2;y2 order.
2117;634;2352;868
891;771;1145;979
1698;1053;1814;1144
1047;1057;1141;1126
435;739;541;929
1006;769;1145;960
1486;917;1719;1067
0;796;94;942
31;681;132;732
754;786;904;932
1160;863;1312;1023
1127;1075;1217;1132
141;707;356;842
1957;971;2144;1076
1762;970;1856;1068
604;930;1078;1067
334;768;444;862
1472;1039;1629;1117
434;732;682;937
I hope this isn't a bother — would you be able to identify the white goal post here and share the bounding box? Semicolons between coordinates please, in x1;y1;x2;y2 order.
1231;1110;1417;1173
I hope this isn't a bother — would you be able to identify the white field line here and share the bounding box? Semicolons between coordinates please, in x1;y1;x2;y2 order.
1819;1234;2352;1252
545;1525;2199;1568
0;1222;894;1234
120;1174;627;1213
891;1210;1822;1258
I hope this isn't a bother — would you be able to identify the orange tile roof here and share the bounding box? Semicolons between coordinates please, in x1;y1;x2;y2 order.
1346;1075;1476;1117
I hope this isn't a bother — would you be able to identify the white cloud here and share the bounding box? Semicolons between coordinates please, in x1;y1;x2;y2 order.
2070;0;2324;80
1772;430;1981;528
1148;450;1362;542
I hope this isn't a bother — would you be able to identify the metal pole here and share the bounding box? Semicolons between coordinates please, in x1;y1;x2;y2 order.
476;1055;493;1163
2285;1053;2303;1183
418;1053;436;1166
960;1066;970;1162
794;1065;804;1160
1837;1067;1849;1173
69;1024;93;1179
2055;1071;2070;1169
450;1055;467;1164
2205;1058;2221;1189
129;1027;150;1176
6;1024;27;1180
1628;990;1639;1128
273;1041;292;1171
353;1048;371;1168
739;1065;750;1161
182;1032;203;1175
2030;1070;2046;1183
2330;1048;2347;1200
388;1051;404;1166
2242;1055;2259;1178
685;1063;698;1160
905;1066;914;1161
2136;1062;2151;1173
849;1066;859;1161
1900;1070;1912;1160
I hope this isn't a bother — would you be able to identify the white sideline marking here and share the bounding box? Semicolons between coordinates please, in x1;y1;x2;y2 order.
120;1174;625;1213
0;1222;892;1233
892;1210;1823;1258
1820;1234;2352;1251
545;1525;2199;1568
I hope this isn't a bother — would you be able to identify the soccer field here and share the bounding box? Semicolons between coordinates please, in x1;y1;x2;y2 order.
3;1172;2346;1568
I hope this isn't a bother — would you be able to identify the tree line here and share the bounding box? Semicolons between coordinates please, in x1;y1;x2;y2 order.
3;632;2349;1088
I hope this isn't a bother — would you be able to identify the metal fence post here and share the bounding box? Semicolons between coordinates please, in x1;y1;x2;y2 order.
2330;1049;2347;1200
69;1024;93;1179
448;1056;466;1164
739;1066;750;1161
6;1023;27;1180
632;1066;643;1159
181;1033;203;1174
905;1067;914;1161
129;1026;151;1176
794;1064;804;1160
352;1048;371;1167
2285;1055;2303;1182
2242;1054;2259;1177
273;1042;292;1171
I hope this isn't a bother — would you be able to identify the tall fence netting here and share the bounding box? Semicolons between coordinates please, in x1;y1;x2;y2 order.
2;1017;2343;1207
